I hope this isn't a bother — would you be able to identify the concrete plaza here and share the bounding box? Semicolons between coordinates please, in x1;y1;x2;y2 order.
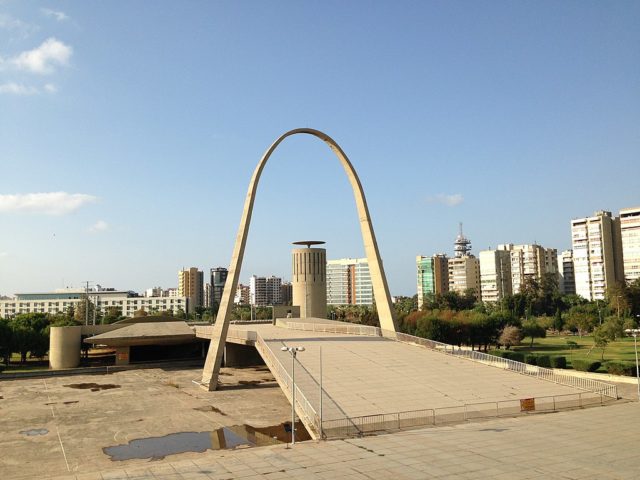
0;365;637;479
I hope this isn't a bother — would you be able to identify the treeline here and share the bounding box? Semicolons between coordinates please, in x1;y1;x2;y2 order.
0;312;77;365
339;278;640;353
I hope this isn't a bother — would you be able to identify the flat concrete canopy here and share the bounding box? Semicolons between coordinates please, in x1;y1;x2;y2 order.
84;321;196;347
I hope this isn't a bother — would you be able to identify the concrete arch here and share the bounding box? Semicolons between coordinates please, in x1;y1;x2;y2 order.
201;128;397;390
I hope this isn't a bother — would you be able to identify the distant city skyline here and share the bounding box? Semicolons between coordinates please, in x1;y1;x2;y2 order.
1;2;638;296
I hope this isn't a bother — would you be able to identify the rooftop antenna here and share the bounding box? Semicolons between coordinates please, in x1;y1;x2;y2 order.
454;222;472;258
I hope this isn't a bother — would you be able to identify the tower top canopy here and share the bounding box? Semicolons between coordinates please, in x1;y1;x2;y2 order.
292;240;326;248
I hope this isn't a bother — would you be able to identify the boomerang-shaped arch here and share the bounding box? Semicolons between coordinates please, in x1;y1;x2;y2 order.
201;128;397;390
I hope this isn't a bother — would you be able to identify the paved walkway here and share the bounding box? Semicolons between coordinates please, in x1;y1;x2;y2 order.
43;401;640;479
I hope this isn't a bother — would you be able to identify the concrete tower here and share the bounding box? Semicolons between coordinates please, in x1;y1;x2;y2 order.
292;241;327;318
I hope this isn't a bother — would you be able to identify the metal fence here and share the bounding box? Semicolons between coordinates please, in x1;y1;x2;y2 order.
387;330;619;399
322;391;613;439
285;321;382;337
254;334;320;438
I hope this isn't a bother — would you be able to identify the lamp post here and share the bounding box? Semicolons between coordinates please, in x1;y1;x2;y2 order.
624;328;640;401
281;345;305;445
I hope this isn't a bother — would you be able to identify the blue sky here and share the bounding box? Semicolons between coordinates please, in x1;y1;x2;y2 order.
1;1;638;296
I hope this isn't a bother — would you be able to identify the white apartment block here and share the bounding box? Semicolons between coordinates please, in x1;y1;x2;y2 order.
571;211;624;301
479;249;512;303
448;256;480;299
498;244;558;294
327;258;373;305
0;290;187;319
249;275;282;306
620;206;640;283
557;250;576;295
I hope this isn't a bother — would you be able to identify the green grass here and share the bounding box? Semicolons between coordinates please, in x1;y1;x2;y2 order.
512;334;639;372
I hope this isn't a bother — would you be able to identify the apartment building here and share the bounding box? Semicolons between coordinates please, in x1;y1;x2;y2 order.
178;267;204;313
620;206;640;283
249;275;282;306
448;255;480;299
498;244;558;294
416;254;449;308
557;250;576;295
327;258;373;305
571;211;624;301
479;249;512;303
0;289;187;320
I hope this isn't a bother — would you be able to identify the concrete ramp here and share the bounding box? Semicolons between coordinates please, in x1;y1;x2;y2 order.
196;321;618;439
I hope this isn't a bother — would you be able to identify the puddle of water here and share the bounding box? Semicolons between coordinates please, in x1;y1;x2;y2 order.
20;428;49;436
64;383;121;392
103;422;310;461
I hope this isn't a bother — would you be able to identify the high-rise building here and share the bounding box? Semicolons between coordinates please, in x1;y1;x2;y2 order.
557;250;576;295
249;275;282;306
210;267;228;310
479;249;512;303
327;258;373;305
620;206;640;283
571;211;624;301
498;244;558;294
234;284;250;305
448;255;480;299
416;254;449;308
204;283;212;310
178;267;204;313
280;282;293;305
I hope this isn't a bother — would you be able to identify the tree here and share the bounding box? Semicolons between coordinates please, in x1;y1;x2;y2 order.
553;309;564;332
498;326;522;349
593;316;625;361
9;313;50;363
133;308;148;318
103;306;123;324
0;318;12;365
521;319;546;347
74;296;97;324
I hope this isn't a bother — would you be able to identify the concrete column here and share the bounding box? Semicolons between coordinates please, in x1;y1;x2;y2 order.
49;326;82;370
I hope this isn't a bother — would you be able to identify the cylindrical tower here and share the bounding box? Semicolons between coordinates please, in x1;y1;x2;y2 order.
292;241;327;318
49;326;82;369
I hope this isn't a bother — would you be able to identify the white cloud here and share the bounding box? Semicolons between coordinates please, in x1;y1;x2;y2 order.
0;13;35;33
11;37;72;74
427;193;464;207
0;252;8;258
0;82;39;95
44;83;57;93
41;9;69;22
88;220;109;233
0;192;97;215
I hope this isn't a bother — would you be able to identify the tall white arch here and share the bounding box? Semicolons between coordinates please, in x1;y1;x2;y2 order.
201;128;397;390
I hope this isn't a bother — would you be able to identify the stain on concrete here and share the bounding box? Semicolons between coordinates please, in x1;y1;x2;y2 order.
20;428;49;436
64;383;121;392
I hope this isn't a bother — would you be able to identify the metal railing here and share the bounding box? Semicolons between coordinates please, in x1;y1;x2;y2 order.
322;391;613;439
254;333;320;438
285;321;382;337
387;330;618;399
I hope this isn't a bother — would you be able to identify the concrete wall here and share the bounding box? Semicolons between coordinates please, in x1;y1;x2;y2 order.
49;326;82;369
